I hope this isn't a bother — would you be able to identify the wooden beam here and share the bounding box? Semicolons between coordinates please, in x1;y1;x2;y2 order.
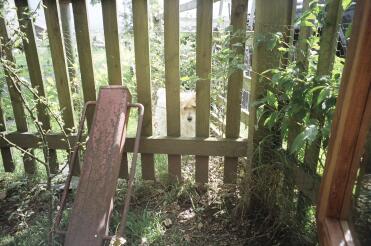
224;0;248;183
71;0;97;129
132;0;155;180
0;98;14;172
164;0;181;181
0;133;248;157
195;0;213;183
43;0;75;131
102;0;122;85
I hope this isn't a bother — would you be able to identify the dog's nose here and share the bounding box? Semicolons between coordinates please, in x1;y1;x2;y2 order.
187;116;192;122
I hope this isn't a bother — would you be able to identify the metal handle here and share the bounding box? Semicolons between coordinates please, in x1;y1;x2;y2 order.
117;103;144;238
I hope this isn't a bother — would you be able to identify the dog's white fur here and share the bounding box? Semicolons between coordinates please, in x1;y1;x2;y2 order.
154;88;196;137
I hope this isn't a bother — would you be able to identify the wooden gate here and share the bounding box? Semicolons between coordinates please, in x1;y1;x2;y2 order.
0;0;248;184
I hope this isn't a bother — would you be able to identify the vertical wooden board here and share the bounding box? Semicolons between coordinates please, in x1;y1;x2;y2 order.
164;0;181;181
102;0;122;85
0;10;36;174
132;0;155;180
0;98;14;172
43;0;75;131
224;0;248;183
195;0;213;183
119;152;128;179
72;0;97;129
15;0;58;173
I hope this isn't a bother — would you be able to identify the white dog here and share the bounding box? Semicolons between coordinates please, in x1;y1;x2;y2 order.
154;88;196;137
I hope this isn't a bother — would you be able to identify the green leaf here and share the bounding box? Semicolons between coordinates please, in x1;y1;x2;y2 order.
342;0;352;10
180;76;190;82
309;85;326;94
316;88;330;105
290;125;318;153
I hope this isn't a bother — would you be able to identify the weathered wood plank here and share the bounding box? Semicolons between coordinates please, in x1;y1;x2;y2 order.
195;0;213;183
132;0;155;180
71;0;97;129
43;0;75;131
101;0;122;85
0;8;36;174
164;0;181;181
15;0;58;173
224;0;248;183
0;98;14;172
0;134;248;157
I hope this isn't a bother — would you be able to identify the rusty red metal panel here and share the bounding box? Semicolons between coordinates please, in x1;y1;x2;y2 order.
64;86;131;246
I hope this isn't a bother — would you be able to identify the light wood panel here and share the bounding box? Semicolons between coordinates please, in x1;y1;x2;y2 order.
195;0;213;183
101;0;122;85
224;0;248;183
132;0;155;180
164;0;181;181
0;97;14;172
0;134;248;157
71;0;97;129
43;0;75;131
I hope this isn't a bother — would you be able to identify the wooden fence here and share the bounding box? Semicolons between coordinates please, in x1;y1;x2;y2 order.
0;0;249;184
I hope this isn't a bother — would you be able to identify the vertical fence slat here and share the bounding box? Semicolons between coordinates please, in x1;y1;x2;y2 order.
195;0;213;184
132;0;155;180
164;0;181;181
15;0;58;173
71;0;97;129
0;11;36;174
224;0;248;183
43;0;78;175
102;0;128;177
0;98;14;172
43;0;75;131
102;0;122;85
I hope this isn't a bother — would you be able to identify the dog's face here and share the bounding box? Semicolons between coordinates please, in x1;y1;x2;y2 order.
180;92;196;137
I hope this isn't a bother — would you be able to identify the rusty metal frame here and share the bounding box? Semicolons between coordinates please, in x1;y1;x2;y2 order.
53;100;96;232
52;101;145;242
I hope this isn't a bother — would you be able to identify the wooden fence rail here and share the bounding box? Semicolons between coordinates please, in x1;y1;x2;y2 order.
0;0;249;184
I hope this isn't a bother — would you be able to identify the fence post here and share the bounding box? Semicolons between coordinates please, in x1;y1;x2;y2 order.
43;0;75;131
102;0;122;85
132;0;155;180
43;0;78;174
0;97;14;172
224;0;248;183
248;0;296;203
195;0;213;184
164;0;182;181
71;0;97;130
101;0;129;177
